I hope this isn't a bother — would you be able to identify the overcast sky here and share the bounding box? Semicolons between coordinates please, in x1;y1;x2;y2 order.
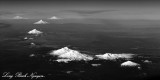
0;0;160;20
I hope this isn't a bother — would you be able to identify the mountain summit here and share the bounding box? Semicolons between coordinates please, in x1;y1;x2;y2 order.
49;47;93;62
34;19;48;24
95;53;135;60
48;16;61;20
121;61;140;67
28;29;43;35
13;16;27;19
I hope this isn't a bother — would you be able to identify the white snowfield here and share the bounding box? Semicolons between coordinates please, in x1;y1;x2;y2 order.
121;61;140;67
95;53;135;60
49;47;93;62
28;29;43;35
34;20;48;24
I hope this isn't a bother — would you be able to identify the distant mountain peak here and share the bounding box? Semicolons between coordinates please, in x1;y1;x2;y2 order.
95;53;135;60
28;29;43;35
121;61;140;67
49;47;93;62
13;16;28;19
34;19;48;24
48;16;61;20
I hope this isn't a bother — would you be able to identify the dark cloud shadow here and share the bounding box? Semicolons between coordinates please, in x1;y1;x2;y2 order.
0;23;11;28
0;11;14;16
62;9;118;15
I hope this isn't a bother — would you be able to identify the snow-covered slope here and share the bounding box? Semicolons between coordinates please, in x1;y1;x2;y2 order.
95;53;135;60
55;59;72;63
49;47;93;62
28;29;43;35
34;20;48;24
121;61;140;67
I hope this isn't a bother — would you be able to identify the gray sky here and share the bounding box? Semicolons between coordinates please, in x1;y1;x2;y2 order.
0;0;160;20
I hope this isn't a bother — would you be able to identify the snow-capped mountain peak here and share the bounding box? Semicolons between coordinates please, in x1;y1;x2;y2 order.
48;16;61;20
95;53;135;60
49;47;93;62
121;61;140;67
28;29;43;35
13;16;27;19
34;19;48;24
50;47;71;56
